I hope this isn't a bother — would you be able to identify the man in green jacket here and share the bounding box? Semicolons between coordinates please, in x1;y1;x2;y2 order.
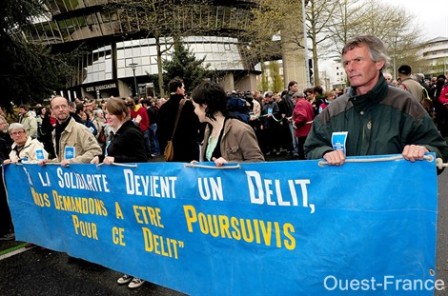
304;35;448;168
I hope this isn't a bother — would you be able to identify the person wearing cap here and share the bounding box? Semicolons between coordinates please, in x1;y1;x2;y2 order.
292;92;315;160
304;35;448;170
397;64;425;104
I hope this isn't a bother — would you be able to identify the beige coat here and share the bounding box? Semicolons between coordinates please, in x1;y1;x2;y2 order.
200;118;264;163
51;117;102;163
20;112;38;139
9;137;48;163
400;78;424;103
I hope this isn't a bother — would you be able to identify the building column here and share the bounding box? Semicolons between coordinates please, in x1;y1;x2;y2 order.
281;8;307;90
221;73;235;92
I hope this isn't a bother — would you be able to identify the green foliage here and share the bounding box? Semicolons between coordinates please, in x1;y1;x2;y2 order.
0;38;71;105
260;63;269;91
0;0;44;38
0;0;71;105
162;39;209;93
269;61;283;93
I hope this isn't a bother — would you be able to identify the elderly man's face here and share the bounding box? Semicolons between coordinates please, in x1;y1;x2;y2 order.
343;44;385;95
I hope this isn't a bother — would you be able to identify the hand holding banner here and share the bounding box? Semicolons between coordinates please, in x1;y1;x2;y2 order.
4;155;439;295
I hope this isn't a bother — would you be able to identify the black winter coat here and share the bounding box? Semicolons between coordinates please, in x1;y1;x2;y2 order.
100;120;147;163
157;94;200;162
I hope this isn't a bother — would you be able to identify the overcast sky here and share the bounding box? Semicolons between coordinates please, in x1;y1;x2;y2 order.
386;0;448;40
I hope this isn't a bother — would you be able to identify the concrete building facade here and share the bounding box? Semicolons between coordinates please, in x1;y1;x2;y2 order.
20;0;271;99
418;37;448;76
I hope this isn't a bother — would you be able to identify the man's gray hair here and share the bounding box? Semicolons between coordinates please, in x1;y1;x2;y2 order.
342;35;390;71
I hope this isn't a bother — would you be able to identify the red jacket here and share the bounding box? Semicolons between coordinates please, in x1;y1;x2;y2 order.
293;98;315;137
438;85;448;105
130;104;150;132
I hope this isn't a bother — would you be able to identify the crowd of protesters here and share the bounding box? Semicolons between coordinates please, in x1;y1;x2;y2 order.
0;69;446;167
0;68;448;288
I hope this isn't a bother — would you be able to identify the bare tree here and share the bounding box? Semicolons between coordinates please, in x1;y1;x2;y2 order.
305;0;339;85
325;0;366;57
326;0;422;78
246;0;339;86
242;0;290;62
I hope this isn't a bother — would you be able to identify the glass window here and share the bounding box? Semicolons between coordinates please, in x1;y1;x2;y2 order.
149;65;158;74
105;59;112;73
150;56;158;65
141;56;150;66
125;58;134;68
47;0;61;14
132;47;141;57
117;59;125;69
116;47;125;59
57;19;70;40
149;45;157;56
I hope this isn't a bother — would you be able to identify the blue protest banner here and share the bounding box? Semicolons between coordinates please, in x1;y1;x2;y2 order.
4;155;439;295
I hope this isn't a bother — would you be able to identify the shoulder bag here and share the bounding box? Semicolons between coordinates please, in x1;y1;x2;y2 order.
163;99;186;161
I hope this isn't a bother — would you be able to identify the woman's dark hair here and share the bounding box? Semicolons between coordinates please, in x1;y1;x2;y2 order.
191;81;228;121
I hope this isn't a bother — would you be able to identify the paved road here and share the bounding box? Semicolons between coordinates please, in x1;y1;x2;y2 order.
1;160;447;295
0;242;185;295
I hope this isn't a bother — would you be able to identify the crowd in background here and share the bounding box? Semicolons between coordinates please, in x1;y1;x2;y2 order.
0;70;447;288
0;71;447;165
2;31;448;293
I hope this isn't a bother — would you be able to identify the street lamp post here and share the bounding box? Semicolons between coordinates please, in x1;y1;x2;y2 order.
302;0;310;87
129;62;138;97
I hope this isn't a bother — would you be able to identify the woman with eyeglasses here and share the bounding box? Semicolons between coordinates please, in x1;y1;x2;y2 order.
3;123;48;165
